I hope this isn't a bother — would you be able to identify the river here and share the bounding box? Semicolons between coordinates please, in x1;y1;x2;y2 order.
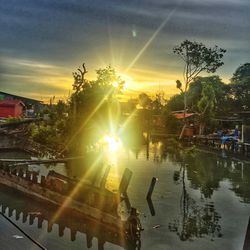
0;142;249;250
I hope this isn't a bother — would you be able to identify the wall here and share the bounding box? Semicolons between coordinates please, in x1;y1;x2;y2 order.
14;103;23;117
0;105;15;117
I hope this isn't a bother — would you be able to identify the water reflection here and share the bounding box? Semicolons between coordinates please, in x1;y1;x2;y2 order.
148;141;167;163
1;139;250;249
0;186;138;250
185;155;227;199
159;139;250;204
184;152;250;203
228;161;250;203
169;165;222;241
146;198;155;216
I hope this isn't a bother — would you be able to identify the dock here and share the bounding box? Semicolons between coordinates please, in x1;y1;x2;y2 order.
192;135;250;158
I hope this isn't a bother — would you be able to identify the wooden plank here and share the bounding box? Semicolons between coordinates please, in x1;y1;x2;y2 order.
0;172;121;228
0;156;87;165
119;168;132;194
146;177;157;199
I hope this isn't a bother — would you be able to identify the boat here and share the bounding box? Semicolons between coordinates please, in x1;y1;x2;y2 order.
0;166;143;249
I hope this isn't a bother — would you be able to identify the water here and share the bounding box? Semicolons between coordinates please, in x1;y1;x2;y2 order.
0;144;249;250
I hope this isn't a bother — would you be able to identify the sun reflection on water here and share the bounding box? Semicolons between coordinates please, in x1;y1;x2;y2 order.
101;134;123;191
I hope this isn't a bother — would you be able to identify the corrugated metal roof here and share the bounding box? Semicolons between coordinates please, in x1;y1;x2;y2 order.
0;91;42;103
173;113;197;119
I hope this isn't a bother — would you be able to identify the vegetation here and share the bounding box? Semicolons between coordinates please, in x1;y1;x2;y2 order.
165;62;250;135
173;40;226;138
5;117;24;123
230;63;250;110
29;41;250;152
30;64;125;154
30;100;68;149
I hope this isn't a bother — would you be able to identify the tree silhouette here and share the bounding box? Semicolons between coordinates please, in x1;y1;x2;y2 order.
173;40;226;138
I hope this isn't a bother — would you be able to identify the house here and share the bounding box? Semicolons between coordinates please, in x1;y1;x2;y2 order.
172;111;200;136
0;100;25;118
0;91;44;116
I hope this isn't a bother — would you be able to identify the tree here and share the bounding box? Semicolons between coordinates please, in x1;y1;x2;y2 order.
72;63;88;94
165;76;231;134
70;64;124;117
188;76;229;115
67;64;125;154
151;92;165;113
163;110;182;134
230;63;250;110
231;63;250;83
197;84;215;134
173;40;226;138
30;100;68;150
165;94;184;112
138;93;152;109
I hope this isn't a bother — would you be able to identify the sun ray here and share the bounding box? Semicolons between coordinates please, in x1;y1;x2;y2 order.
61;88;114;154
34;153;104;244
118;107;139;135
125;0;183;73
107;16;115;66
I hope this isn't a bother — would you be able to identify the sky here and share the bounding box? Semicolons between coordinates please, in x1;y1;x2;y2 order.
0;0;250;102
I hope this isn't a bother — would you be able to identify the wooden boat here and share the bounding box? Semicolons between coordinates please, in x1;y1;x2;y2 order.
0;166;142;249
0;184;141;249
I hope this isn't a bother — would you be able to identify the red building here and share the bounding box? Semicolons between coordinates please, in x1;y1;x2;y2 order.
0;100;25;118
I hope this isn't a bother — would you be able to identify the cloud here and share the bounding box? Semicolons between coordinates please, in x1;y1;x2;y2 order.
0;0;249;99
0;56;72;100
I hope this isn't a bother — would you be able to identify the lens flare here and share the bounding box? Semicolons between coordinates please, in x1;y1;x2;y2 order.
103;135;121;152
112;81;119;88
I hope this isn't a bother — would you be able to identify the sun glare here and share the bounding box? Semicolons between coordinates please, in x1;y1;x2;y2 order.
103;135;121;152
112;81;119;88
118;73;133;89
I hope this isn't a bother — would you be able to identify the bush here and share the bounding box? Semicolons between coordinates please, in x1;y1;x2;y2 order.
164;111;182;134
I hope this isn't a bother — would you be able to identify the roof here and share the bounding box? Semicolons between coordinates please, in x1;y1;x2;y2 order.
0;91;43;104
0;99;25;107
173;113;198;119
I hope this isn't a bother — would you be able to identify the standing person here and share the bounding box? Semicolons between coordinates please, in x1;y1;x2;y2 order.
234;125;239;137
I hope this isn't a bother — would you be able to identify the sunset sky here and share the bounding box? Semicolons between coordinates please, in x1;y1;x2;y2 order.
0;0;250;102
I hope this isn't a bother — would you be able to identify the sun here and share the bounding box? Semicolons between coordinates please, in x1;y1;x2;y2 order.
112;81;119;88
119;73;133;89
